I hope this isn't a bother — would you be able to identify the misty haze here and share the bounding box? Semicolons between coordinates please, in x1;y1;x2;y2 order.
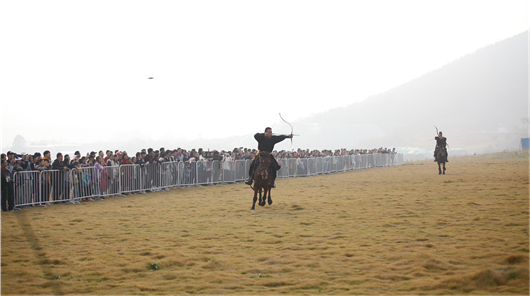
3;31;528;161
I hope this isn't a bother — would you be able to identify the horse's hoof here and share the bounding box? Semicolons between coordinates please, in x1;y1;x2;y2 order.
268;200;273;205
250;207;255;210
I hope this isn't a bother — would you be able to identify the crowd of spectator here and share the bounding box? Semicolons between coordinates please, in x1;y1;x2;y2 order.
1;146;397;211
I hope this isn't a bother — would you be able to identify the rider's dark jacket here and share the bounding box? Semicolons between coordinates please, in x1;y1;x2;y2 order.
254;133;289;152
435;136;447;147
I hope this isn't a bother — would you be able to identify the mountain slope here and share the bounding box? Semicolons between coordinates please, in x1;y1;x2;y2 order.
292;31;528;152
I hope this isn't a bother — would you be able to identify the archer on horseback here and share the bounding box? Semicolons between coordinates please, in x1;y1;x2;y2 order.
244;127;293;188
434;131;449;162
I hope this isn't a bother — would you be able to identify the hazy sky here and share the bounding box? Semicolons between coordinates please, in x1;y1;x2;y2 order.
1;0;528;150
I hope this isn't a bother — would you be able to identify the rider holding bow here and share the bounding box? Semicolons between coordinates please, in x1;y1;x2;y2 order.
244;127;293;188
434;131;449;162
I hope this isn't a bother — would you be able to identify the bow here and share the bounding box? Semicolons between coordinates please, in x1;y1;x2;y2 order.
279;113;294;151
434;125;450;148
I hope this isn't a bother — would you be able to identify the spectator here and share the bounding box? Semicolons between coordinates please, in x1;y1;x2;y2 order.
144;148;157;191
52;153;69;201
120;152;132;193
79;156;88;167
71;161;81;200
2;159;15;211
104;150;112;163
107;153;116;166
94;156;105;199
136;152;146;166
19;152;30;171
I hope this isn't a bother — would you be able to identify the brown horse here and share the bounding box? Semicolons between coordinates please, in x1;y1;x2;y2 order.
436;146;447;175
250;151;273;210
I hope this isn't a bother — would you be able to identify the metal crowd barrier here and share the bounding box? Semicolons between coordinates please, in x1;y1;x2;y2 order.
120;164;144;194
10;154;403;209
13;170;41;207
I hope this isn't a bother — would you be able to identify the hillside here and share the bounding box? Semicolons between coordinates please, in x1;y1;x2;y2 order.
290;31;529;153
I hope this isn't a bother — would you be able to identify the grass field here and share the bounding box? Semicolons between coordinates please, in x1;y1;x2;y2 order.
2;151;529;295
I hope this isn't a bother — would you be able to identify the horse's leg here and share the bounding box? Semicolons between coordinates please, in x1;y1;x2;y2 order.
259;188;267;207
443;162;446;174
267;186;273;205
438;162;441;175
251;189;258;210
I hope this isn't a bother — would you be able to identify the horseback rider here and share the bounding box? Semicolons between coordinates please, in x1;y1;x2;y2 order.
434;131;449;162
244;127;293;188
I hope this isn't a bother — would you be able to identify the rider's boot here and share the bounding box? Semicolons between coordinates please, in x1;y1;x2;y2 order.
245;162;255;185
245;176;253;185
270;170;277;188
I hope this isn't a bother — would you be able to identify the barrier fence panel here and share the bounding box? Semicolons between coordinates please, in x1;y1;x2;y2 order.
354;155;363;170
307;158;317;176
120;164;144;194
222;160;236;184
160;162;179;190
143;164;161;191
73;166;102;201
189;161;197;186
381;154;387;167
278;159;289;178
315;157;323;175
38;169;72;204
234;160;246;182
361;154;367;169
367;154;374;168
195;160;206;185
328;157;335;172
72;167;89;201
178;161;197;187
337;156;345;172
372;154;382;168
13;171;41;207
288;158;296;177
210;161;222;184
244;159;252;181
196;160;210;186
296;158;308;177
346;155;355;171
103;165;123;197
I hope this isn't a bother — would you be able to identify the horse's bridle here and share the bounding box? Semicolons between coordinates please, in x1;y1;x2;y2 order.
257;152;271;179
258;166;269;179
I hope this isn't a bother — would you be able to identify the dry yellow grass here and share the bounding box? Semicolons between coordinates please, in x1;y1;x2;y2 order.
2;151;529;295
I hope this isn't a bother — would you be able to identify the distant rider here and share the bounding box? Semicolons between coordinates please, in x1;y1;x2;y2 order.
434;131;449;162
244;127;293;188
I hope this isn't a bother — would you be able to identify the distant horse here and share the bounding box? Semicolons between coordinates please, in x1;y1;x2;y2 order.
250;151;273;210
436;146;447;175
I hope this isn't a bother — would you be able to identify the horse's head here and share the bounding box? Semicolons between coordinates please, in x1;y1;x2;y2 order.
258;151;272;167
